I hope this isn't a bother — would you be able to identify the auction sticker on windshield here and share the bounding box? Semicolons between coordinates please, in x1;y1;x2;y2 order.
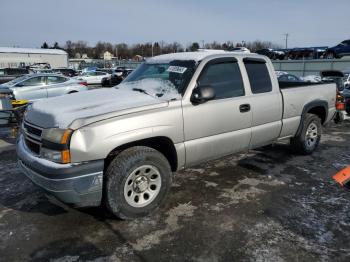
167;66;187;74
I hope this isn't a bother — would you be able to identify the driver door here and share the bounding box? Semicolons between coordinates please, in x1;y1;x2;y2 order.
182;58;252;166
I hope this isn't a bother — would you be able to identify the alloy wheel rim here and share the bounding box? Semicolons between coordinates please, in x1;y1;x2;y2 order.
124;165;162;208
305;122;318;148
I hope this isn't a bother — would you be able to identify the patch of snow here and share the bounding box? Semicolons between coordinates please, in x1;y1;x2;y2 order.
118;78;182;101
301;75;322;83
25;87;168;128
146;50;227;63
275;71;288;77
0;47;67;55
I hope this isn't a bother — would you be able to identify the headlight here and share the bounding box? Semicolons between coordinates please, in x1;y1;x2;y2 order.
42;128;72;144
41;128;73;164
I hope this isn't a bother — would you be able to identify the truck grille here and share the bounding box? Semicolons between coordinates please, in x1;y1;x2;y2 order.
22;121;43;155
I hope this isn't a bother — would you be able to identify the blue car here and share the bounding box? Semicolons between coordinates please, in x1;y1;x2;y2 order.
325;40;350;59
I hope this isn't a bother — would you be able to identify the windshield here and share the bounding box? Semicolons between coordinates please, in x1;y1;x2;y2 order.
5;75;32;85
123;60;197;98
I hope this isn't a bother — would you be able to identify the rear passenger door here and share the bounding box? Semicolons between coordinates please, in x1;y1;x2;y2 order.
46;76;69;97
243;58;283;148
183;58;252;166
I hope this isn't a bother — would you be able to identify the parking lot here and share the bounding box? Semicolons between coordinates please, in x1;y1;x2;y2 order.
0;115;349;261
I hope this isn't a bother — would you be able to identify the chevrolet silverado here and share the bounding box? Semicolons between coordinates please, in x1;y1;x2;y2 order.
17;51;337;219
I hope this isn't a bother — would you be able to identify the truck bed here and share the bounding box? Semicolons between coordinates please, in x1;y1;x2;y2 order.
278;81;336;138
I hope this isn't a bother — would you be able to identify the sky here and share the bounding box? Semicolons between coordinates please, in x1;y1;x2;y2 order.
0;0;349;49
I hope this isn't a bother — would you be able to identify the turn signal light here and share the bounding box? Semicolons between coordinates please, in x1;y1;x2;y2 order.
61;150;71;164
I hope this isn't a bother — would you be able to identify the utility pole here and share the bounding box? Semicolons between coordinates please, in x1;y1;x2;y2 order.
201;40;205;49
284;33;289;49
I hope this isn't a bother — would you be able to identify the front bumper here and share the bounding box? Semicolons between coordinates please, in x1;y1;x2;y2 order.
17;136;104;207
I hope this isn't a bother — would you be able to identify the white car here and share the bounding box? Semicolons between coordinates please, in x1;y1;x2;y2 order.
75;71;111;85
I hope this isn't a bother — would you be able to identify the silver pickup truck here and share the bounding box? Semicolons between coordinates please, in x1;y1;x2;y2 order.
17;51;336;219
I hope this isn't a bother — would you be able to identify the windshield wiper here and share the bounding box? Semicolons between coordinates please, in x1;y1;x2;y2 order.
132;88;168;98
132;88;152;96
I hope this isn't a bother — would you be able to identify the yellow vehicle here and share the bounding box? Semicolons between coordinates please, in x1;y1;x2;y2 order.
12;99;28;108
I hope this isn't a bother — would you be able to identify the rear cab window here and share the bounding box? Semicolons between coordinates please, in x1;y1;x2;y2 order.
243;58;272;94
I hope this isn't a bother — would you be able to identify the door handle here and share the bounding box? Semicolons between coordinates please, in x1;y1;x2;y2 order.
239;104;251;113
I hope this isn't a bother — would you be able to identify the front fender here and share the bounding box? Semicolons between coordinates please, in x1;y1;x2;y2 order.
70;125;182;163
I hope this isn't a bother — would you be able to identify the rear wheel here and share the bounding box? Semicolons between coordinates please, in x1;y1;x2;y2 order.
290;113;322;154
105;146;172;219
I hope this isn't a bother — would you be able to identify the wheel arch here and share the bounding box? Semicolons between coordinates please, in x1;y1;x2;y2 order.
104;136;178;172
296;100;328;136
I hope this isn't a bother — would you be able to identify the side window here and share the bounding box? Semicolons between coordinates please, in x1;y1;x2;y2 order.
19;77;45;87
279;75;288;81
47;76;66;84
244;60;272;94
288;75;299;81
198;61;245;99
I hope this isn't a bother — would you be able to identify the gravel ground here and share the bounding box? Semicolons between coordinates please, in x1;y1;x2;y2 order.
0;117;350;262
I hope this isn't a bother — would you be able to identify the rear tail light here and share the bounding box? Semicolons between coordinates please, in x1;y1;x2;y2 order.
336;103;345;111
79;81;88;86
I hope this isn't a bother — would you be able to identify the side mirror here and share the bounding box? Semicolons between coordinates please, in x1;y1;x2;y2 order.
191;85;215;104
15;83;24;87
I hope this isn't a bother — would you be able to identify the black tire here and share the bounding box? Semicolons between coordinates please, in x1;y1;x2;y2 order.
290;113;322;155
346;108;350;116
105;146;172;219
334;111;344;124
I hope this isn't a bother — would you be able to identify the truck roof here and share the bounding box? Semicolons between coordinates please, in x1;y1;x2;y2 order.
146;50;263;63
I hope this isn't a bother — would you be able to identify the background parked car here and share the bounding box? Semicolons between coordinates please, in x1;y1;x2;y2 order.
74;71;111;85
343;70;350;89
278;73;303;82
52;68;78;77
28;63;51;69
0;68;31;84
0;74;88;100
102;67;133;86
286;47;327;60
325;40;350;59
341;70;350;115
255;48;285;60
344;87;350;115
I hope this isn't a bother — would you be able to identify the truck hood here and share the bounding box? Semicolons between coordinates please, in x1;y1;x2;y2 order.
25;87;169;129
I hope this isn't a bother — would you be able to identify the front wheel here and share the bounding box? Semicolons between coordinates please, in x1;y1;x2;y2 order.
105;146;172;219
290;113;322;155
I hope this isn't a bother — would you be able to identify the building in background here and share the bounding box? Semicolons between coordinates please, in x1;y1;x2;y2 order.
103;51;113;60
0;47;68;68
